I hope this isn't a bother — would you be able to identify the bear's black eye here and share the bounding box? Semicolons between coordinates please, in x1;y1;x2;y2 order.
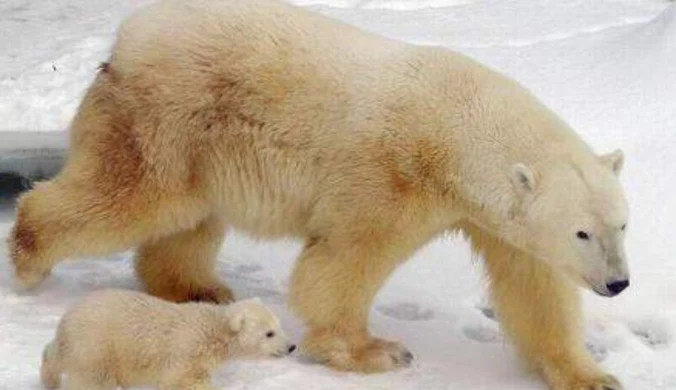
576;231;590;240
621;224;627;231
266;331;275;338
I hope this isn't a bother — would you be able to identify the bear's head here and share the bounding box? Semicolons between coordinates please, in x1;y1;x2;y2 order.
506;149;629;297
226;298;296;358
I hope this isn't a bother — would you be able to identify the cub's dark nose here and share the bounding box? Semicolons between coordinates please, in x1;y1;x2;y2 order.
288;344;297;354
606;280;629;296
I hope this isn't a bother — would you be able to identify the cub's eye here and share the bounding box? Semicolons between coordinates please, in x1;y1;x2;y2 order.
576;231;590;240
266;331;275;338
621;224;627;231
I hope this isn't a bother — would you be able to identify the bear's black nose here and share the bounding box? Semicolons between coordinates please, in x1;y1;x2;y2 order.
288;344;297;354
606;280;629;296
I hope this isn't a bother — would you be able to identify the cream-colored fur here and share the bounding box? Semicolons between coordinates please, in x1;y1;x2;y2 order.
11;0;629;388
40;290;293;390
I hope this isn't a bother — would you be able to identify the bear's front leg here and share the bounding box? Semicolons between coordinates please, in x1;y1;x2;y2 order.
467;225;623;390
289;235;414;373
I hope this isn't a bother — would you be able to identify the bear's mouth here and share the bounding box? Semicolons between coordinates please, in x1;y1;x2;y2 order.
591;286;613;297
582;276;613;297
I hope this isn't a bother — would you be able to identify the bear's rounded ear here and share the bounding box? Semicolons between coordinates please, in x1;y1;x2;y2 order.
229;311;246;332
599;149;624;175
511;163;536;194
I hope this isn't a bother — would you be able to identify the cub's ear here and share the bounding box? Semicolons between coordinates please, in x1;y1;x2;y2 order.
599;149;624;175
229;311;246;332
511;163;536;194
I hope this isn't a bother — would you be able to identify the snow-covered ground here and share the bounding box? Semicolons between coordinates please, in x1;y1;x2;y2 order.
1;0;675;389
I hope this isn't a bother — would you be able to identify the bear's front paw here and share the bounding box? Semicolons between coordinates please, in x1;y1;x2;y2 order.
369;337;415;366
577;374;622;390
548;371;622;390
302;330;413;373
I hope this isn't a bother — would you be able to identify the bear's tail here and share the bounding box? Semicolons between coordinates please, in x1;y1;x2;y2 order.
40;341;62;389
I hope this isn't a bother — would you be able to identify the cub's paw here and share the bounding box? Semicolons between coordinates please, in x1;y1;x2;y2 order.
302;330;413;373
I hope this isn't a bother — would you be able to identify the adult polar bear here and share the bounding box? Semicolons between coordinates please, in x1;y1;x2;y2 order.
9;0;630;388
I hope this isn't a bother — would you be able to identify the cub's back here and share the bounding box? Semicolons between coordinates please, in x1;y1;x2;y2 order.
59;290;183;355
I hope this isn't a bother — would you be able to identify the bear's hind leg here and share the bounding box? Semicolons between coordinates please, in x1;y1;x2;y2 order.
289;235;413;373
463;223;622;390
8;178;209;289
135;214;233;304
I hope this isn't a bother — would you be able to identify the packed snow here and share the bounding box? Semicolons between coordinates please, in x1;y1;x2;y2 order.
1;0;675;389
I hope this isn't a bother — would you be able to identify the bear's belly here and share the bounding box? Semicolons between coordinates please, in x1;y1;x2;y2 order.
220;193;313;238
210;151;319;238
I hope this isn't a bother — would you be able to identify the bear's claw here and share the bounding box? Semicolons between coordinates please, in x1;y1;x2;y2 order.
582;374;622;390
373;338;414;367
548;371;622;390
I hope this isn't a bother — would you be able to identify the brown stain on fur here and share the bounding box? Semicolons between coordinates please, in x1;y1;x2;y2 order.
389;167;413;196
206;74;266;131
100;115;144;193
379;137;448;200
11;219;37;256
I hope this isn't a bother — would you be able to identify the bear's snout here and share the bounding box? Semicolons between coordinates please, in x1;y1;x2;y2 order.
605;279;629;296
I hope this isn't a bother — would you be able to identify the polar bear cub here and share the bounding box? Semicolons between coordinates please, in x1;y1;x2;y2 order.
40;289;295;390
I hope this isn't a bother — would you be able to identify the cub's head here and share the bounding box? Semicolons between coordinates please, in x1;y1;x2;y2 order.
226;298;296;358
507;149;630;297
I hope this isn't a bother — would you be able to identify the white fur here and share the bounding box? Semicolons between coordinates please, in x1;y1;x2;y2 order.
10;1;629;387
40;290;293;390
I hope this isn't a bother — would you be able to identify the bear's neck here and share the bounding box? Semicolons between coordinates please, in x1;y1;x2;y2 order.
413;56;595;228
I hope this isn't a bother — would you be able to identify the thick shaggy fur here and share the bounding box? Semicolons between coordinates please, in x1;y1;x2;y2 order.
11;0;629;388
40;290;293;390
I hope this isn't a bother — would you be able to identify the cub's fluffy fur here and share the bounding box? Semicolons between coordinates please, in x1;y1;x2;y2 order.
12;0;629;388
40;290;293;390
